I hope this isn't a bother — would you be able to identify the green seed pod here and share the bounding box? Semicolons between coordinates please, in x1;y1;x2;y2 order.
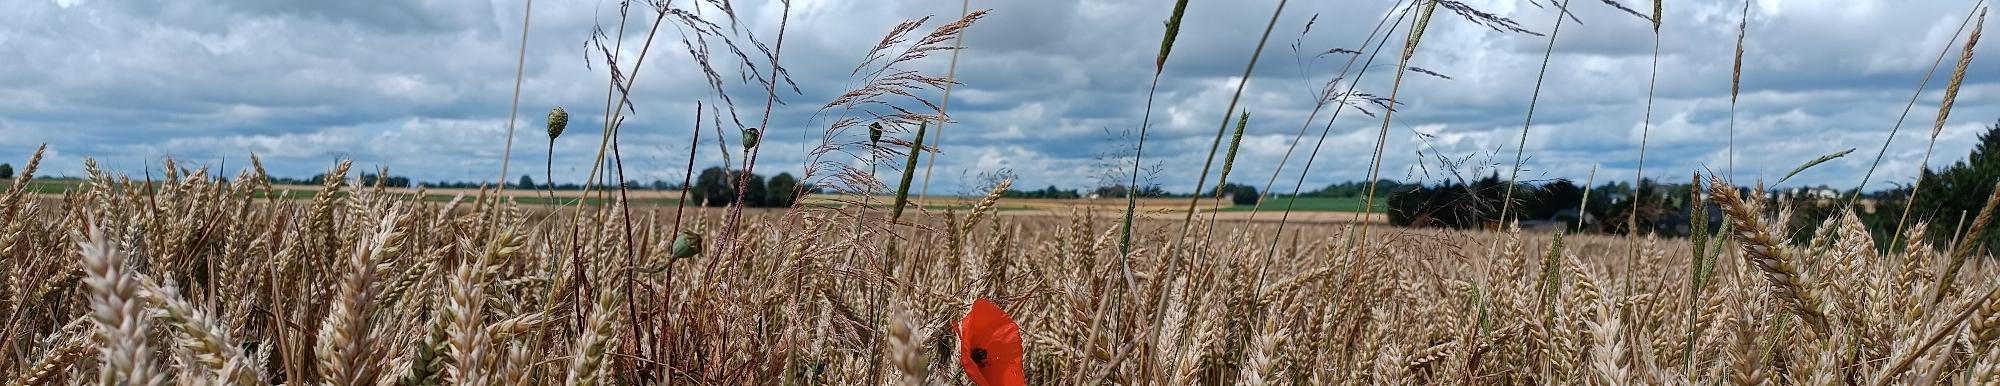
868;122;884;146
671;231;702;259
741;128;761;150
546;106;569;140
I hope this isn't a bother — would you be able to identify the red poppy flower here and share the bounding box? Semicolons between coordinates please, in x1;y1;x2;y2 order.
959;298;1025;386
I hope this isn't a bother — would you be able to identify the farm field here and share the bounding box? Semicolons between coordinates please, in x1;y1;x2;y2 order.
4;0;1997;384
2;159;1994;384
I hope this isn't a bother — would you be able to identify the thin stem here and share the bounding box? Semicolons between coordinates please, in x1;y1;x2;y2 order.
721;3;792;263
1849;0;1985;208
1496;0;1573;229
497;0;533;198
917;0;971;202
1141;0;1288;378
1628;1;1663;304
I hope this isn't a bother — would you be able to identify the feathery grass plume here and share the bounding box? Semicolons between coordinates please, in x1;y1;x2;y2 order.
1935;182;2000;304
77;223;167;386
718;0;805;265
1357;0;1439;244
1245;3;1406;283
1707;176;1830;338
1496;0;1576;227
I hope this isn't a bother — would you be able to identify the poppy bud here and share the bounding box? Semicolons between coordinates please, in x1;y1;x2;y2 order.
741;128;761;150
671;230;702;259
546;106;569;140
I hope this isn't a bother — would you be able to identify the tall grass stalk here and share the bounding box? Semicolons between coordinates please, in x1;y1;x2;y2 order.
496;0;534;198
1492;0;1576;263
1726;0;1748;180
1118;0;1190;271
1090;2;1189;378
1248;1;1408;223
722;3;793;261
1891;7;1984;254
1626;0;1664;305
917;0;972;201
1146;1;1286;375
1356;0;1439;245
1849;0;1987;209
1248;2;1411;316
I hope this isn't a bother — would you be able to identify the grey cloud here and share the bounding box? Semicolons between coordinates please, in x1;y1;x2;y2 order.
1;0;1994;196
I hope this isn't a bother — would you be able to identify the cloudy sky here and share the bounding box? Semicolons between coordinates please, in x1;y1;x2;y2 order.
1;0;1993;195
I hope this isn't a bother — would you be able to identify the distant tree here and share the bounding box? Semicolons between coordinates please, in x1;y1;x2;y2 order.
695;167;733;207
359;173;411;188
1209;183;1260;206
518;175;536;190
1912;119;2000;251
1530;179;1586;220
766;172;802;207
0;163;11;179
1388;183;1481;228
1092;185;1126;198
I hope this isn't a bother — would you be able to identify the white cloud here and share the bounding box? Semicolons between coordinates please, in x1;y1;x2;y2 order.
0;0;1993;194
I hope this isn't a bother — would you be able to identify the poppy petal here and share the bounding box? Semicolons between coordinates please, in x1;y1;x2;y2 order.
959;298;1026;386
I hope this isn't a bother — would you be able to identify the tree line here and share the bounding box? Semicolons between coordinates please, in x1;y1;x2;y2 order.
1382;119;2000;252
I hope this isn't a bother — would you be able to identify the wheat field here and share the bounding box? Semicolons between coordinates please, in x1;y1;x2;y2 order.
2;141;1999;385
4;0;1996;383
